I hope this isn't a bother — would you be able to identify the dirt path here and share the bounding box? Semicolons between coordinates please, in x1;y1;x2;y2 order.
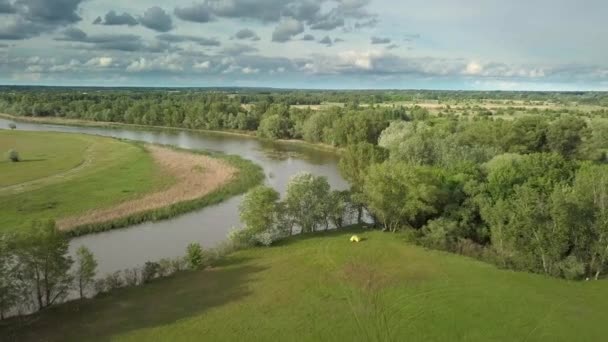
57;145;237;231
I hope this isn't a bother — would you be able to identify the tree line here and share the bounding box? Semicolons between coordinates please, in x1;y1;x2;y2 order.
0;220;219;320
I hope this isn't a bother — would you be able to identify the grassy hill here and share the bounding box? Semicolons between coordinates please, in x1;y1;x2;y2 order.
3;227;607;341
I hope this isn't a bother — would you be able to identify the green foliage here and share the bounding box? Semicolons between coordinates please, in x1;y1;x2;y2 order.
7;149;19;162
363;161;446;231
8;123;16;130
546;116;589;158
239;186;281;234
285;172;331;233
74;246;97;299
16;220;73;310
185;243;205;270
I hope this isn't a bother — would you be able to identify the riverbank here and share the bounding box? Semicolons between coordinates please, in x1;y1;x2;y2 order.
0;130;264;237
3;226;607;341
0;113;341;155
58;145;237;231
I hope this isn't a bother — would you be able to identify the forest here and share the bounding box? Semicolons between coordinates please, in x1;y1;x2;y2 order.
2;87;608;281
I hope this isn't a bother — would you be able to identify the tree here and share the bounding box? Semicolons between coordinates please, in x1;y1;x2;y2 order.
285;172;331;233
0;233;21;320
239;186;281;234
378;121;440;165
74;246;97;299
17;220;73;310
546;116;588;159
186;243;205;270
325;190;351;229
338;142;388;223
504;116;548;154
363;161;445;232
572;163;608;279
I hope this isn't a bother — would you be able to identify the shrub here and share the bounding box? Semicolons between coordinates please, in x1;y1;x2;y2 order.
254;228;287;247
420;218;459;251
123;268;140;287
170;258;186;273
104;271;124;290
158;258;173;277
185;243;205;270
557;256;586;280
142;262;160;283
93;279;107;295
7;149;19;162
8;123;16;130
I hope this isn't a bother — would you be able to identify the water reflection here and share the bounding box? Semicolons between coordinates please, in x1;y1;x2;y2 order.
0;118;347;274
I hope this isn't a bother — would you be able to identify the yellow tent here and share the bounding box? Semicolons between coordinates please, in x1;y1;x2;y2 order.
350;235;361;243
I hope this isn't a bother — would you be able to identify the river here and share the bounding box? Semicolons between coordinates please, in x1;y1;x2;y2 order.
0;118;348;275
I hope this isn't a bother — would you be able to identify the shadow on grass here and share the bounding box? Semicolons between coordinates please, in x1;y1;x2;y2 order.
1;258;265;342
275;224;376;247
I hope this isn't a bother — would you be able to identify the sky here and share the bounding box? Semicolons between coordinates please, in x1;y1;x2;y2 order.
0;0;607;90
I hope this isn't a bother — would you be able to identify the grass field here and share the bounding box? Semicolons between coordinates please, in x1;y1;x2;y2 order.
3;227;607;342
0;130;173;232
0;131;91;187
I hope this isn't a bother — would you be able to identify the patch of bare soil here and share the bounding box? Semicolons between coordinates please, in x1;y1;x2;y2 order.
57;145;237;231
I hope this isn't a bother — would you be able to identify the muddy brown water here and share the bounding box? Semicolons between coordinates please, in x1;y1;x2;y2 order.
0;118;348;274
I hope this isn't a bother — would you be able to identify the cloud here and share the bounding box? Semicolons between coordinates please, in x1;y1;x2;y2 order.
464;61;483;75
354;17;378;29
0;0;86;40
319;36;332;46
194;61;211;70
302;34;315;41
139;7;173;32
222;43;258;55
371;36;391;44
127;54;184;73
310;15;344;30
272;18;304;42
234;28;260;41
86;57;113;68
56;28;169;52
174;3;212;23
15;0;85;24
0;0;15;14
386;44;399;50
156;34;220;46
0;16;46;40
94;10;138;26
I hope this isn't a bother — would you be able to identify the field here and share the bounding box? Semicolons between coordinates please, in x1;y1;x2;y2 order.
0;130;172;232
3;227;607;342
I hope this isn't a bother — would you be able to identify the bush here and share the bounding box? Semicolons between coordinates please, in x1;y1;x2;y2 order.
158;258;173;277
93;279;107;294
8;123;16;130
254;228;287;247
142;262;160;283
7;149;19;162
557;256;586;280
185;243;205;270
170;258;186;273
420;218;458;251
104;271;124;290
123;268;140;287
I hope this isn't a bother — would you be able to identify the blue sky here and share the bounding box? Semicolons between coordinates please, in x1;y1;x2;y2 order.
0;0;607;90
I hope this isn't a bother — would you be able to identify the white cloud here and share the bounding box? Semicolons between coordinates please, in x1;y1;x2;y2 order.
242;66;259;74
86;57;113;68
464;61;483;75
194;61;211;70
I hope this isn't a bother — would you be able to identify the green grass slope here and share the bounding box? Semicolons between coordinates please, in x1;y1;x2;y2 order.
3;228;607;341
